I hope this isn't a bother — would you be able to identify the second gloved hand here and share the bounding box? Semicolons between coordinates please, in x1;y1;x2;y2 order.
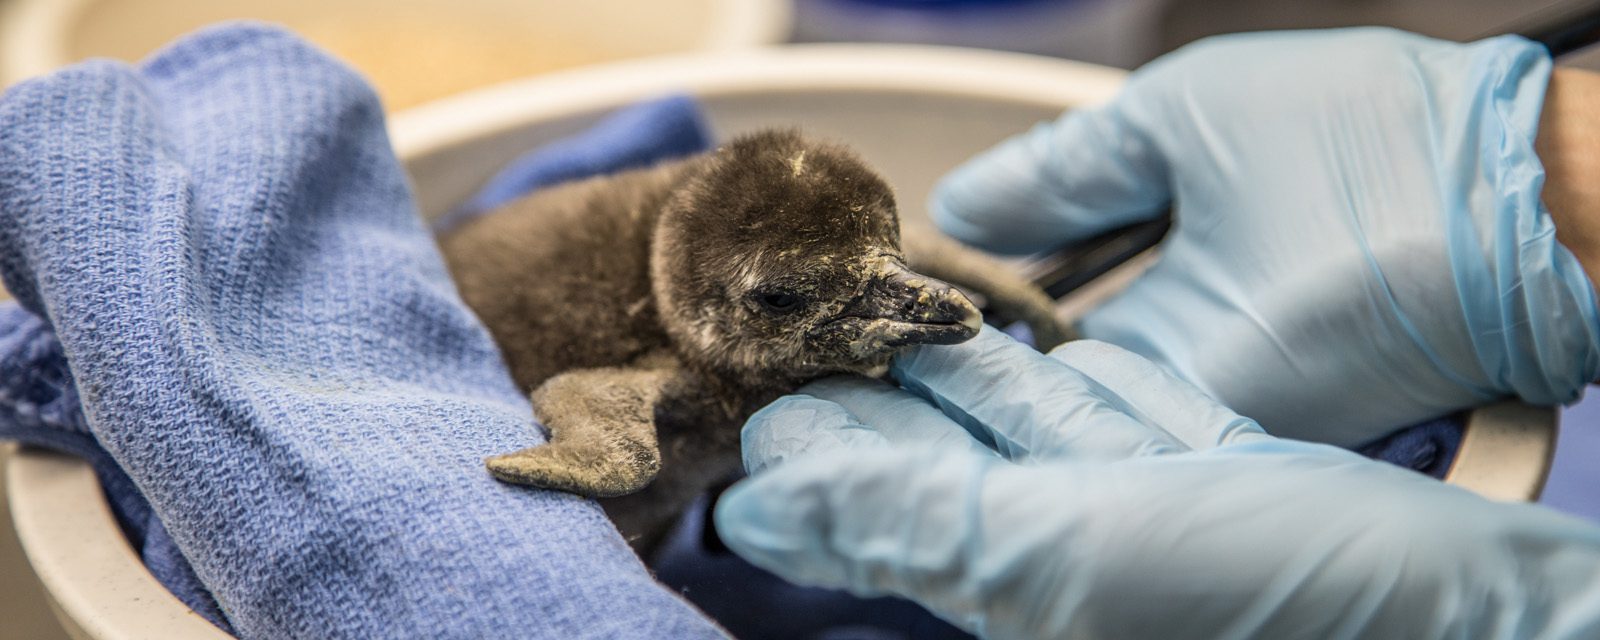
931;28;1600;446
715;329;1600;639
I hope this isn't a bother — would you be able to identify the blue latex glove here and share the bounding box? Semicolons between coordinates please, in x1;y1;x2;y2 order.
931;28;1600;446
716;328;1600;639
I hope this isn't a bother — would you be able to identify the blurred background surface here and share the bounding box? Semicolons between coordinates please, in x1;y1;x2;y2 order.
3;1;1598;638
0;0;791;109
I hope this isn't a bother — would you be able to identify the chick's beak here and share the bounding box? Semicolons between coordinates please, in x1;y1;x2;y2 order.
842;260;983;347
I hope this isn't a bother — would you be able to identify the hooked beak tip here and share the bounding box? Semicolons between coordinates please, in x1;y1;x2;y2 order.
836;262;983;347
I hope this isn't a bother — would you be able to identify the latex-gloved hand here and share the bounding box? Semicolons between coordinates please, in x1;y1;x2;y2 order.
933;28;1600;446
715;328;1600;639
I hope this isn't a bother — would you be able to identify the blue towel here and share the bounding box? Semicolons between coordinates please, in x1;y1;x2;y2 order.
0;307;230;626
434;95;711;234
1357;414;1464;479
0;23;723;640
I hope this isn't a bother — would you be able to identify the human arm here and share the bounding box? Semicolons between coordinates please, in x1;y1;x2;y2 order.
715;328;1600;639
1540;67;1600;289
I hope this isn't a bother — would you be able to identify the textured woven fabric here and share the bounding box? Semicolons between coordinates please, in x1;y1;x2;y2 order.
0;305;231;626
434;94;710;234
0;23;722;639
1357;415;1464;479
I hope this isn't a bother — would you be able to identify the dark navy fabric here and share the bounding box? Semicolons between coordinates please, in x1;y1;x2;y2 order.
432;94;711;235
1357;415;1465;480
0;23;723;639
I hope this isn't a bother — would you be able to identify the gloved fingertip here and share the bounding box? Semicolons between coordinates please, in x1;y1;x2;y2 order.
1048;339;1273;451
931;107;1173;256
928;179;1028;254
742;394;888;474
1216;416;1274;446
891;325;1029;388
799;374;900;401
802;375;932;424
806;375;1008;457
928;136;1074;256
1046;338;1135;365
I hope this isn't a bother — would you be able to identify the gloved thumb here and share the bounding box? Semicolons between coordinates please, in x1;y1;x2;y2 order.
714;446;1076;639
929;98;1172;256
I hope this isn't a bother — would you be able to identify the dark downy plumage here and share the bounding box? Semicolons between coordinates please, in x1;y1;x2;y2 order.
441;130;1070;555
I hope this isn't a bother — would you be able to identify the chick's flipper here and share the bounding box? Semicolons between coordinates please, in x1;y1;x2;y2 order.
486;366;670;498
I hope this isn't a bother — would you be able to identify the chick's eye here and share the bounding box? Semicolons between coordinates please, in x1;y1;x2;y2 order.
754;290;805;314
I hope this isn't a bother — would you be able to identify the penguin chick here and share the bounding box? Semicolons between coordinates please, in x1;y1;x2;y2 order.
442;130;1062;554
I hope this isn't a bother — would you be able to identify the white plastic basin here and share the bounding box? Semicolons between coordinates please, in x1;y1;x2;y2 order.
5;45;1557;639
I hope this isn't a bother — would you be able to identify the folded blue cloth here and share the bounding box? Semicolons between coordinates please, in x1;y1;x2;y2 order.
0;306;230;626
1357;414;1464;479
434;95;710;234
0;23;722;639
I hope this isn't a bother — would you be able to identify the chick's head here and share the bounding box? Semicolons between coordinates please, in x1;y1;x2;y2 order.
652;130;981;382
